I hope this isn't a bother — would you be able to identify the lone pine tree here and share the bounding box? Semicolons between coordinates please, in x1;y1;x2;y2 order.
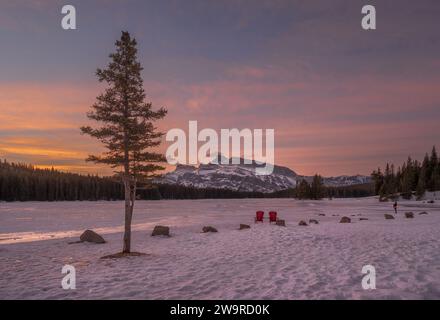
81;31;167;253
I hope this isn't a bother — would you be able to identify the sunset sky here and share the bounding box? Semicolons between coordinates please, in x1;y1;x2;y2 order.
0;0;439;176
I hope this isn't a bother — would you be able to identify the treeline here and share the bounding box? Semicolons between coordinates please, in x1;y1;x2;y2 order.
371;146;440;200
0;160;123;201
0;160;267;201
283;175;374;199
295;175;325;199
0;159;374;202
327;183;374;198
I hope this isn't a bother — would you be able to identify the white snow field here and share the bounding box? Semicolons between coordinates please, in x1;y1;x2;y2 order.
0;198;439;300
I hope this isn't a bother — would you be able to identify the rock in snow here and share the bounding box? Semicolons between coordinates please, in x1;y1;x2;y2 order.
339;217;351;223
152;225;170;237
405;212;414;219
384;214;395;220
276;219;286;226
298;220;308;226
80;230;106;243
239;224;250;230
202;226;218;233
309;219;319;225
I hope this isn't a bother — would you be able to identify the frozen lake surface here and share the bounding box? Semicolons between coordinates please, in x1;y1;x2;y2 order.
1;198;439;299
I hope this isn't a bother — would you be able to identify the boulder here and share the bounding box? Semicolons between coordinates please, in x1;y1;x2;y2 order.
80;229;106;244
202;226;218;233
339;217;351;223
276;219;286;226
405;212;414;219
309;219;319;225
151;225;170;237
384;214;395;220
239;224;250;230
318;213;326;216
419;211;428;215
298;220;308;226
427;200;435;204
359;218;369;221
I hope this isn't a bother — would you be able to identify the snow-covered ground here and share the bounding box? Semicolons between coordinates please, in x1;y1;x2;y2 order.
0;198;439;300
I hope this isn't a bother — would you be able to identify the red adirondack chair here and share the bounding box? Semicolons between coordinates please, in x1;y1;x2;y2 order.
269;211;277;224
255;211;264;223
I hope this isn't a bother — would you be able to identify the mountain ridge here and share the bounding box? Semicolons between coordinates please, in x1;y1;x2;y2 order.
157;157;371;193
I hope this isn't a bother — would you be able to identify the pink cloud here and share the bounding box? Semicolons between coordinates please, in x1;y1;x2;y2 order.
1;68;439;177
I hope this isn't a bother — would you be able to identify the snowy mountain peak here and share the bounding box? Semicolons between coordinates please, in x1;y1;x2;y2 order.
158;157;370;193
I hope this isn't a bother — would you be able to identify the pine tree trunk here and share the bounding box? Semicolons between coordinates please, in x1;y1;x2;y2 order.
122;177;133;253
122;176;136;253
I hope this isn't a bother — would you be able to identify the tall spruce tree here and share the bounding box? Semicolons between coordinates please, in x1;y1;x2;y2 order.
416;166;426;198
428;146;439;191
432;166;440;192
295;179;311;199
371;167;384;195
81;31;167;253
311;174;324;200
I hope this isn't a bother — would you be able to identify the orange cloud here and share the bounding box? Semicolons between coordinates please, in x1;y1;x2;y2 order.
0;82;96;130
1;73;439;177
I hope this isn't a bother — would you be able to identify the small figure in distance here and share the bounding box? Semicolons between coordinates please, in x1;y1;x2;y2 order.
393;201;398;214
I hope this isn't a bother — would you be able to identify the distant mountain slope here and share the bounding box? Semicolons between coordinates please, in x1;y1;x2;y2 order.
157;158;371;193
319;175;371;187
